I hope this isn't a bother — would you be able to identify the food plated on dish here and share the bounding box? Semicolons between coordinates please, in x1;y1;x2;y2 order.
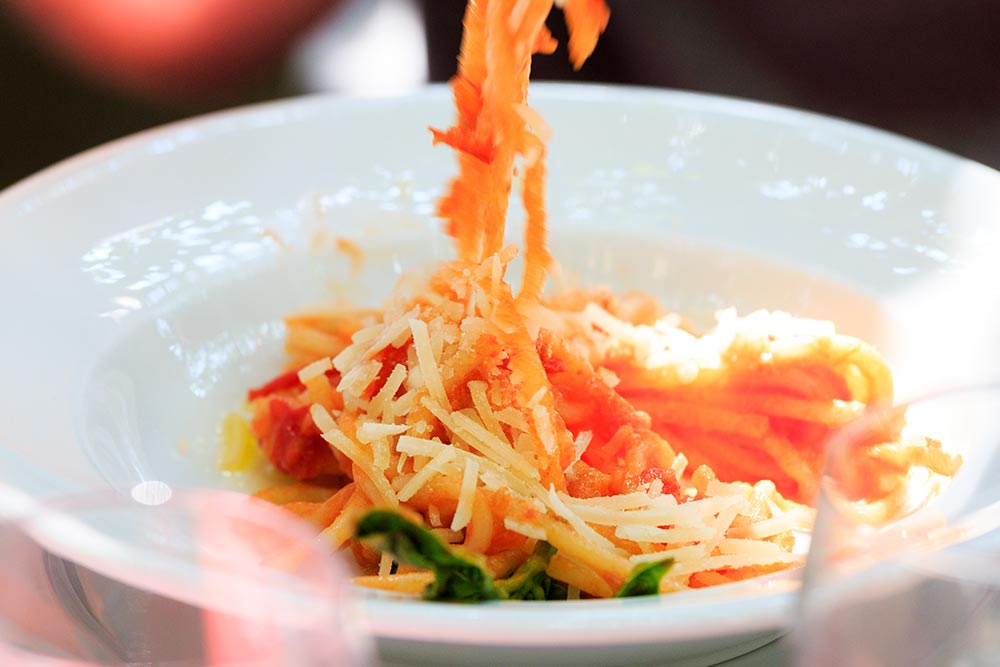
221;0;959;604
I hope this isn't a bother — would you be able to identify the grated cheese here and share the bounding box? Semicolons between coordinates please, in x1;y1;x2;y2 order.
494;407;529;432
369;363;407;421
427;503;442;527
396;447;456;502
565;501;705;528
566;491;661;511
596;366;620;388
397;434;536;499
410;319;452;410
337;360;382;398
298;357;332;384
629;544;707;565
702;497;750;556
356;422;410;443
350;324;382;345
421;398;540;482
706;479;748;498
309;403;337;433
284;290;864;598
670;453;688;481
395;435;440;457
450;458;480;531
315;406;398;507
468;380;510;446
615;524;716;544
718;538;795;558
728;507;813;540
669;551;801;576
566;430;593;471
503;518;548;541
391;389;418;418
531;403;557;454
545;485;620;554
378;552;394;577
527;386;548;406
478;469;507;492
366;309;416;357
371;438;391;472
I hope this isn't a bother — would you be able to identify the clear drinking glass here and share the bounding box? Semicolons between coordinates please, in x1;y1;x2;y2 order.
0;486;371;666
795;385;1000;667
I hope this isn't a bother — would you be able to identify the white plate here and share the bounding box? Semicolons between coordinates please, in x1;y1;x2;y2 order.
2;84;1000;667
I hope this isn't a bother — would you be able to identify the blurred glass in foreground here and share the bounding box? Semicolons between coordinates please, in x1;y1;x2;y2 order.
0;487;370;666
796;386;1000;667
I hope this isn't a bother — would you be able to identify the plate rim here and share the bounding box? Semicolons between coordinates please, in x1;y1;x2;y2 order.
2;81;993;218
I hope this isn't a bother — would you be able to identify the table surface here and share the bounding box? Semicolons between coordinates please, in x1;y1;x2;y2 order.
718;638;790;666
376;638;793;667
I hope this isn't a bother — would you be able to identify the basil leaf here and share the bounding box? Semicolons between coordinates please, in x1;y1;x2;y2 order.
355;510;502;602
614;558;674;598
497;541;559;600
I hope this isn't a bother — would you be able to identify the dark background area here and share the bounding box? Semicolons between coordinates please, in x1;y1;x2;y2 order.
4;0;1000;190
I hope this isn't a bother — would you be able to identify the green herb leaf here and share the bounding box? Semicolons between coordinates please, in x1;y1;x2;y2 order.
355;510;503;602
497;541;559;600
613;558;674;598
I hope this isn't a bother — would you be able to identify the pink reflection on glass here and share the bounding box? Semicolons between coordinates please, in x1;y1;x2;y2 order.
0;487;371;666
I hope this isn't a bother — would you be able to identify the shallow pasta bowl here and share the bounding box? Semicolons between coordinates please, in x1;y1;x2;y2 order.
1;84;999;667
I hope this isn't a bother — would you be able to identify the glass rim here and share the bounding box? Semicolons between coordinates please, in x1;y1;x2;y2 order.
810;382;1000;567
0;485;351;625
823;381;1000;467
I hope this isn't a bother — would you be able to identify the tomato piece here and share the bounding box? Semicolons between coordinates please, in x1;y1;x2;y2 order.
247;369;302;401
259;399;340;480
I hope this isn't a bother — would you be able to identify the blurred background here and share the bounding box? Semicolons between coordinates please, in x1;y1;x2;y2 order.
3;0;1000;190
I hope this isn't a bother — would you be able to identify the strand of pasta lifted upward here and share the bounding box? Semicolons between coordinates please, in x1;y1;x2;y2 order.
224;0;960;599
